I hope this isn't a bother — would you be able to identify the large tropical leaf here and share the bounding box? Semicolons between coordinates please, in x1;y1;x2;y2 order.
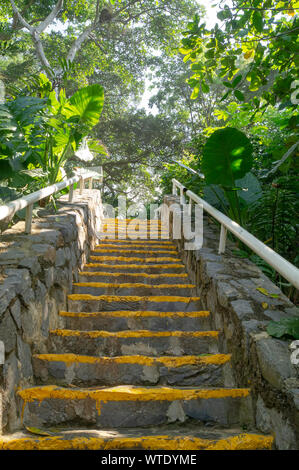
63;84;104;129
203;184;228;209
0;185;19;204
235;172;262;204
201;127;253;187
267;318;299;340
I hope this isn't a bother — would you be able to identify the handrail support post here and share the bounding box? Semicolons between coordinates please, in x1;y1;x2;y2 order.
219;224;227;254
25;204;33;234
68;184;74;202
79;177;84;195
172;181;177;196
180;187;185;205
188;197;192;216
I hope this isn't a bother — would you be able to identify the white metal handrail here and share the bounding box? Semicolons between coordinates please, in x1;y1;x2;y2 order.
172;178;299;289
0;168;103;234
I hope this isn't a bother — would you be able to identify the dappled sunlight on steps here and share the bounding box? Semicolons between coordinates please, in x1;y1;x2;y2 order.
0;219;274;450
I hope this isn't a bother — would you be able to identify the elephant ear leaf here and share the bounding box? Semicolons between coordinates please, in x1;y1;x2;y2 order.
267;318;299;340
63;84;104;129
201;127;253;187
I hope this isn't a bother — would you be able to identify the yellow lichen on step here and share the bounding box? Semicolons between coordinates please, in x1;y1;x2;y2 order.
17;385;250;406
73;282;196;289
98;240;173;245
84;263;185;269
0;432;273;451
59;310;210;318
0;432;274;451
96;244;175;249
90;256;181;262
103;218;164;222
206;433;274;450
79;272;188;279
50;329;219;338
100;233;170;238
67;294;201;303
93;249;177;254
101;227;169;231
33;354;230;368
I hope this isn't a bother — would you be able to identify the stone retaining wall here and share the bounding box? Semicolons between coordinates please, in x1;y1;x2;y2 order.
164;195;299;450
0;189;103;433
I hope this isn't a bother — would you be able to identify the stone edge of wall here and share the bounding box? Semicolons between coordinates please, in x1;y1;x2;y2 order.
164;194;299;450
0;189;103;433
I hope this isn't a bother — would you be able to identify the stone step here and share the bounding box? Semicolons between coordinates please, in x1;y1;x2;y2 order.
93;248;178;256
78;271;190;285
83;263;186;274
0;425;274;451
101;225;168;231
96;246;178;254
32;353;233;387
59;310;211;332
89;255;181;264
72;282;196;297
98;236;171;242
97;240;175;246
98;235;169;243
102;219;165;225
100;226;168;231
18;385;252;429
99;237;173;243
99;228;169;235
49;329;219;357
67;294;203;313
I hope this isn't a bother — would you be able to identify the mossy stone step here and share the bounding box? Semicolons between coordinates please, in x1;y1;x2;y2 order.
49;329;220;357
78;271;190;285
0;425;274;450
89;255;181;264
83;263;186;274
32;353;232;387
59;310;211;332
67;294;203;313
72;281;196;297
18;385;253;429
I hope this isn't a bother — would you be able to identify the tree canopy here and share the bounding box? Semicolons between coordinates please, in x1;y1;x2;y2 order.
0;0;298;298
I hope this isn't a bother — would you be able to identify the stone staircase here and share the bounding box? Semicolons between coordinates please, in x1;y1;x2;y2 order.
0;219;274;450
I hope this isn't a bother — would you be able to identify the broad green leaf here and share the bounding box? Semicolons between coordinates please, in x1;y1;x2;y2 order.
63;84;104;129
267;318;299;340
234;90;245;101
235;172;262;204
201;127;253;187
201;82;210;93
220;90;232;102
190;85;200;100
252;11;263;33
223;81;233;88
232;75;242;87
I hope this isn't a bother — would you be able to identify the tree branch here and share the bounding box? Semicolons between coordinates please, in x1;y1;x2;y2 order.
36;0;64;33
32;31;51;69
67;0;102;62
9;0;34;32
9;0;53;69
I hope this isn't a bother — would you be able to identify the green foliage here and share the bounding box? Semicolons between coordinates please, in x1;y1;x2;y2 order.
181;0;299;121
201;127;254;224
64;84;104;131
0;74;105;195
202;127;253;186
247;175;299;267
267;318;299;340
